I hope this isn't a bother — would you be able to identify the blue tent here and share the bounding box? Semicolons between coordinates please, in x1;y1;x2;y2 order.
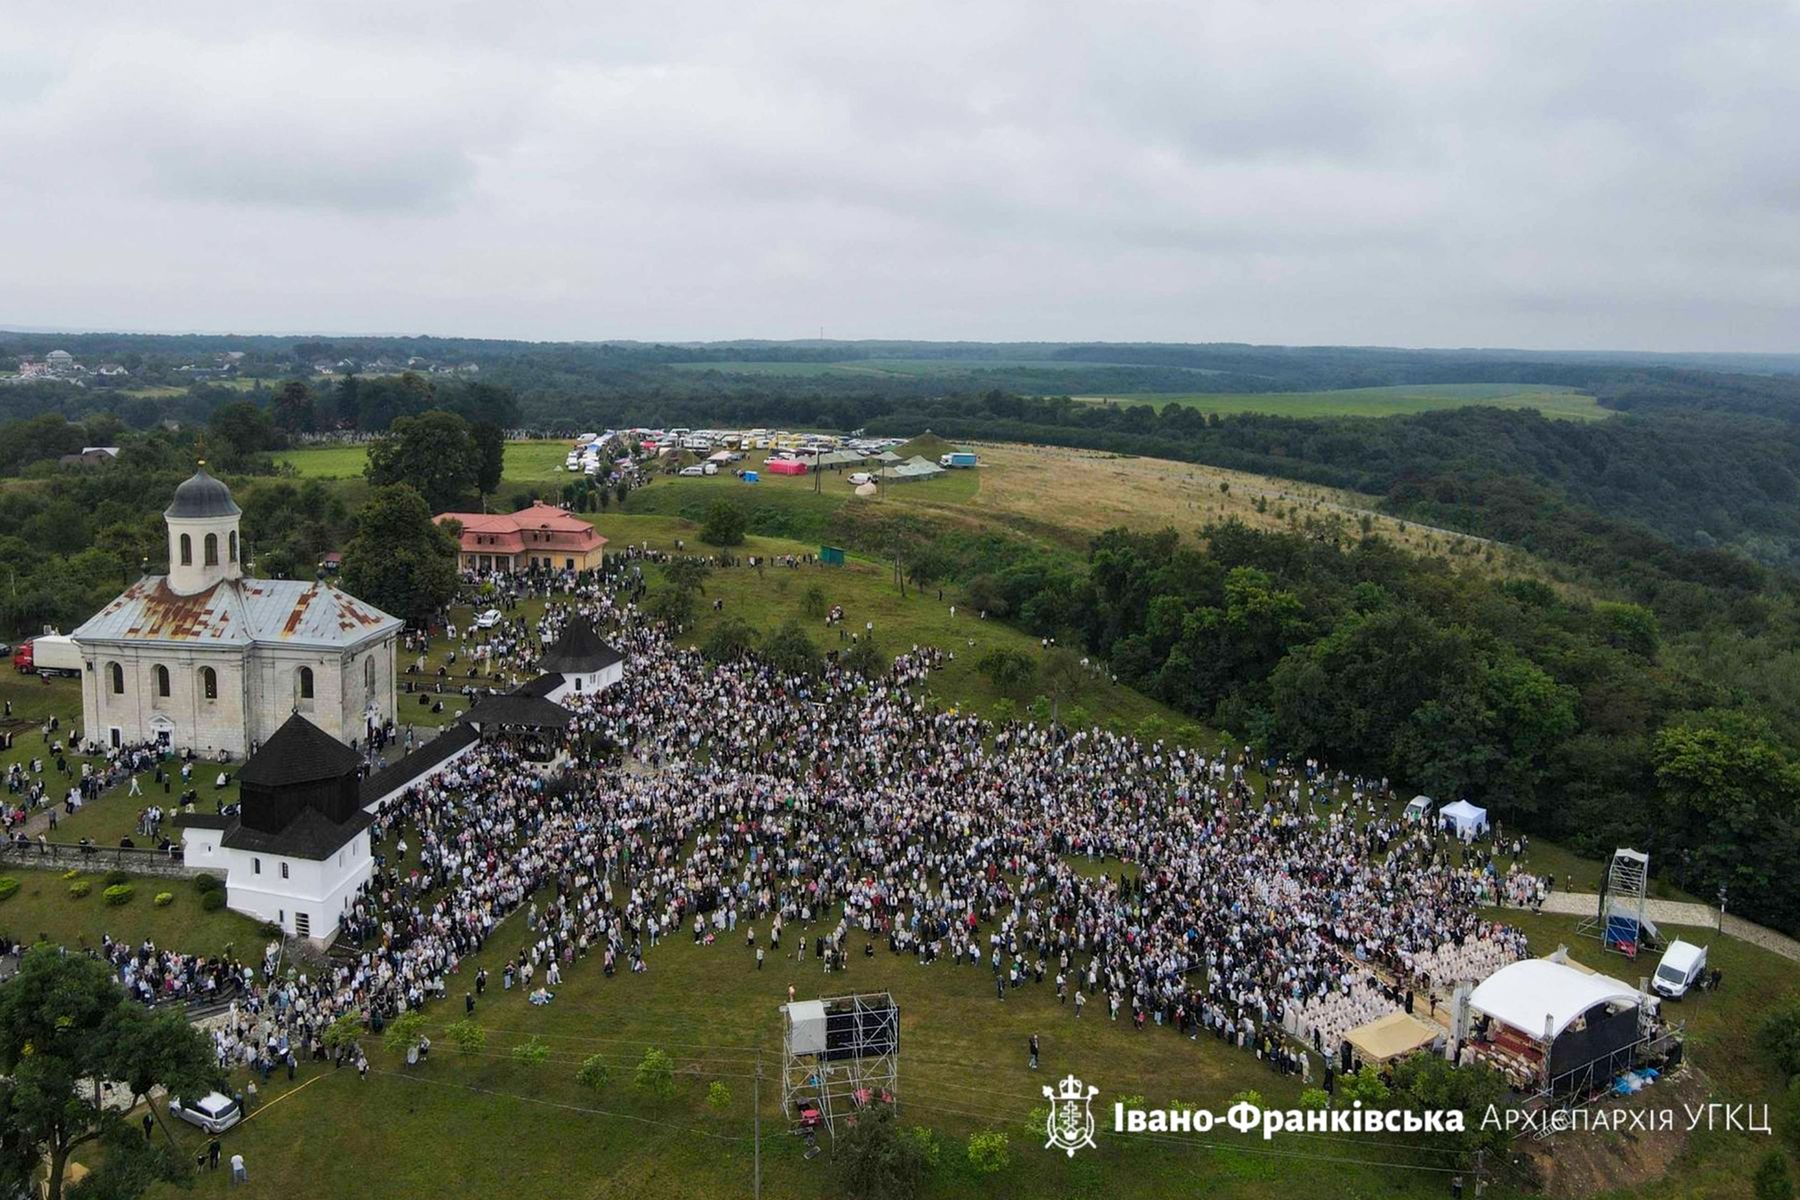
742;471;759;483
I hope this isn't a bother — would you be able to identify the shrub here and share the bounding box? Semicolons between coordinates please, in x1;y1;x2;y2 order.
634;1047;676;1100
510;1036;551;1068
258;921;281;938
706;1081;732;1111
1298;1088;1330;1111
382;1012;428;1057
1755;1152;1794;1200
193;873;223;893
0;878;18;902
103;869;130;887
323;1013;363;1053
900;1125;940;1171
446;1019;486;1056
965;1130;1010;1175
576;1054;609;1092
200;890;227;911
68;881;92;899
1762;998;1800;1081
153;891;174;907
61;869;78;880
102;884;133;906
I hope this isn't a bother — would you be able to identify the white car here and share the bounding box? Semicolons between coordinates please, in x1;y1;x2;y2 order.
848;472;873;486
678;465;706;477
474;609;503;629
170;1091;242;1134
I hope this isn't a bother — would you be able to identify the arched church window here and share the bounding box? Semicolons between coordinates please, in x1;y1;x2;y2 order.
155;664;170;698
200;666;218;701
179;534;192;566
204;533;219;567
229;531;238;563
108;662;124;694
299;666;314;701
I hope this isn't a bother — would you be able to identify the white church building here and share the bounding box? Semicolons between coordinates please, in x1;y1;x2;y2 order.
71;467;402;757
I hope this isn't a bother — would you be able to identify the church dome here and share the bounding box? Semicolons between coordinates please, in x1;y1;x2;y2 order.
165;467;241;519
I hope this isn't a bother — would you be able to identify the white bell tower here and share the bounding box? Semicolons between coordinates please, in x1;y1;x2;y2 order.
165;464;243;596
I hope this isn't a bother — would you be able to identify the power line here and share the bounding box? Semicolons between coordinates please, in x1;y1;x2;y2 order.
366;1067;751;1142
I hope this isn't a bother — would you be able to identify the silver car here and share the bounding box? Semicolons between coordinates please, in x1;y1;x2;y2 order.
169;1091;242;1134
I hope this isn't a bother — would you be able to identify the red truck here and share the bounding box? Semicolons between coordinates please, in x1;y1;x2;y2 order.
12;634;81;677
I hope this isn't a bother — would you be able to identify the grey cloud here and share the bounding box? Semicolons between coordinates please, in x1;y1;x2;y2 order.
0;0;1796;347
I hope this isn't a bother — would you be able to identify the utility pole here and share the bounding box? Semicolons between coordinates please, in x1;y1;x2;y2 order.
753;1050;762;1200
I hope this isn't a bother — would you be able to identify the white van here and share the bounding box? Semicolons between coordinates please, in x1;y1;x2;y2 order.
1652;939;1708;999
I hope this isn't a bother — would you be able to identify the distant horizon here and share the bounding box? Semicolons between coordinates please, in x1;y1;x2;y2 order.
2;326;1796;362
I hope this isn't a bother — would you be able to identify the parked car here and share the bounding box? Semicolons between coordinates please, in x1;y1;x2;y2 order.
678;465;706;477
848;472;873;486
474;609;503;629
170;1091;242;1134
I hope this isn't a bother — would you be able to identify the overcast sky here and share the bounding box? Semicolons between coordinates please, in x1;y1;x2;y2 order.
2;1;1796;350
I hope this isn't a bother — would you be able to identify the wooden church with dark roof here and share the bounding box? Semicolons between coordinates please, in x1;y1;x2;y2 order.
175;713;376;943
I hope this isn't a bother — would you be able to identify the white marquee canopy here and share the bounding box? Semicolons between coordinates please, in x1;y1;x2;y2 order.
1468;959;1640;1042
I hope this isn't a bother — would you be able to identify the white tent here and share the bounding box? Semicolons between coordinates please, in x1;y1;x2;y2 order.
1403;795;1433;821
1439;799;1488;838
1468;959;1640;1041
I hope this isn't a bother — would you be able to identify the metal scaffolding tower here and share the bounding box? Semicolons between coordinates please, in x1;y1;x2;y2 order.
1578;848;1651;957
780;992;900;1143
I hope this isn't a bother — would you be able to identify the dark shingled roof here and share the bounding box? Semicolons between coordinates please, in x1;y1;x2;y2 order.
237;713;364;788
165;467;241;519
465;693;573;729
361;723;480;803
221;806;374;860
513;672;564;699
539;619;622;675
172;812;231;830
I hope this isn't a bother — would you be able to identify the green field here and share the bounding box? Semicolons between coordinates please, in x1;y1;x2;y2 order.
1071;383;1606;420
273;440;573;488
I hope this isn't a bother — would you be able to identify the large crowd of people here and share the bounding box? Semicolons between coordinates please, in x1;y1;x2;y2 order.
62;559;1538;1086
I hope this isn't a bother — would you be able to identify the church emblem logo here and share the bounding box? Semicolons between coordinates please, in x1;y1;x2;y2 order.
1043;1073;1099;1156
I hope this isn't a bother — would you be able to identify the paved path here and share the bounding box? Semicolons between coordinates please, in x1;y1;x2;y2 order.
1533;892;1800;963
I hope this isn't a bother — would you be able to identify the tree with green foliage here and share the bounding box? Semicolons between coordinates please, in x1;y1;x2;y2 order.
471;421;506;498
965;1130;1010;1175
340;485;460;625
763;621;823;677
832;1106;929;1200
382;1012;428;1058
208;400;276;462
700;499;748;546
801;583;828;618
634;1048;676;1101
842;635;885;679
271;379;316;434
1040;647;1086;723
703;617;758;662
576;1055;610;1092
1655;711;1800;924
0;946;221;1200
977;648;1036;695
366;409;480;512
445;1019;486;1056
1389;1053;1512;1159
1761;997;1800;1081
662;557;711;599
1756;1152;1795;1200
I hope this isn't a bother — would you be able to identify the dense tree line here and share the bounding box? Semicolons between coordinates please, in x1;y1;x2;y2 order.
957;519;1798;934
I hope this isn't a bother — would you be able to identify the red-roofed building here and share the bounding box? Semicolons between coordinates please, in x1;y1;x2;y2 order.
434;501;608;573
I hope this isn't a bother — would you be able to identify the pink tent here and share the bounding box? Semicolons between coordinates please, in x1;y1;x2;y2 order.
765;459;808;476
